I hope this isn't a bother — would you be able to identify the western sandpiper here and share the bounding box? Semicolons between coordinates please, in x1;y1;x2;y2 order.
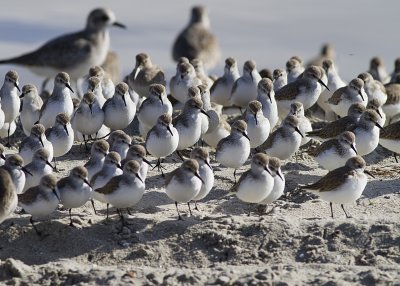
210;57;240;106
244;100;270;148
358;72;387;106
258;157;285;211
368;57;389;84
85;139;109;180
23;149;54;192
301;156;372;218
286;56;305;83
272;69;287;92
285;102;312;146
0;169;17;224
19;124;53;165
0;154;31;194
169;61;201;103
256;78;279;129
19;84;43;136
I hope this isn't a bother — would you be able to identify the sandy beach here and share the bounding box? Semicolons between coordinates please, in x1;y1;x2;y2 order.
0;1;400;284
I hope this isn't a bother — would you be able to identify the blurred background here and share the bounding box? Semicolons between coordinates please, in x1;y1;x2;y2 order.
0;0;399;85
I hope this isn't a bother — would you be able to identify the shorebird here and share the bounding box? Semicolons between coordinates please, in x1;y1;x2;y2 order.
244;100;270;149
0;169;17;224
0;70;20;145
301;156;373;218
0;8;126;89
0;154;32;194
23;149;54;192
368;57;389;84
256;78;278;129
81;65;115;100
272;69;287;92
210;57;240;106
286;56;305;83
19;84;43;136
172;6;220;70
127;53;166;98
19;124;53;165
358;72;387;107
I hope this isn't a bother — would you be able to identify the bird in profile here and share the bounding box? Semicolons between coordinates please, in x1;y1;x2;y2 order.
172;6;220;70
0;8;126;89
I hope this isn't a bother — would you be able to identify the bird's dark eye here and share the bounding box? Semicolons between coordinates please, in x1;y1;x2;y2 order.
101;15;109;22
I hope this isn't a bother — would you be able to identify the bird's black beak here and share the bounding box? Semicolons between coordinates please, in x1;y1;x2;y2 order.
264;166;272;176
39;137;44;147
358;90;365;101
205;160;212;170
22;167;33;176
46;160;55;170
122;94;127;107
89;104;93;115
375;122;384;130
66;83;74;93
364;170;375;178
318;79;330;91
52;189;61;202
295;127;304;137
267;92;272;103
195;172;205;184
351;144;358;155
376;109;383;118
200;109;210;118
243;132;251;141
142;157;153;167
277;171;284;181
136;173;144;183
19;92;25;98
167;125;174;136
117;163;123;170
254;114;258;125
0;154;6;160
63;125;69;136
113;22;126;29
15;82;21;92
84;178;92;188
159;95;163;105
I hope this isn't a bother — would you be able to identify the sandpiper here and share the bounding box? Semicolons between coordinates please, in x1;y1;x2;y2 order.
145;114;179;175
202;109;230;149
169;61;201;103
275;66;329;117
190;147;214;210
285;102;312;146
390;58;400;83
172;5;220;70
0;154;31;194
38;72;74;128
165;159;203;220
301;156;372;218
18;174;59;235
310;131;358;171
173;98;210;157
272;69;287;92
57;166;92;226
85;139;109;180
23;149;54;192
256;78;279;129
261;115;303;160
307;43;336;67
358;72;388;107
0;70;20;144
81;66;115;100
45;113;74;170
307;103;366;142
366;98;386;127
383;74;400;124
347;110;383;156
232;153;274;208
19;124;53;165
109;131;132;160
128;53;166;98
319;59;346;121
258;157;285;212
0;143;5;166
368;57;389;84
215;120;251;182
72;92;104;144
286;56;305;83
230;60;262;109
244;100;270;149
379;120;400;159
19;84;43;136
137;84;172;137
94;160;145;222
0;8;125;87
86;76;106;107
0;169;17;224
210;57;240;106
191;58;214;88
121;145;152;180
103;82;136;130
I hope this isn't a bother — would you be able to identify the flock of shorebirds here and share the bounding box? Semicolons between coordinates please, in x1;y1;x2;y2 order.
0;6;400;235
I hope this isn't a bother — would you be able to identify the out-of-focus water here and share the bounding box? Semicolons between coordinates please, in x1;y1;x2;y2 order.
0;0;399;87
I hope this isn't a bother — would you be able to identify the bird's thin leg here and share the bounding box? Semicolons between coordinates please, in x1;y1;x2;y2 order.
176;150;185;161
248;203;252;216
126;208;133;216
234;169;237;184
394;153;398;163
330;202;334;218
106;203;109;220
91;199;97;215
30;216;41;236
6;124;11;147
187;202;193;216
175;201;182;220
341;204;351;218
69;209;74;227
